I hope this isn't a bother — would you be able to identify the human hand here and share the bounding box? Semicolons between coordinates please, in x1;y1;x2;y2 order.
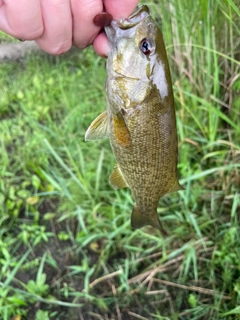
0;0;139;56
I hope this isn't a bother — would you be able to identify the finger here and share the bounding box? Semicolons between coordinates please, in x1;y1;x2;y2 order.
93;31;110;57
71;0;103;49
35;0;72;55
93;0;139;57
0;0;43;39
104;0;139;20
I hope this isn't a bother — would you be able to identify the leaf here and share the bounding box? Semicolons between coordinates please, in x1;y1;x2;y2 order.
223;306;240;316
26;196;39;205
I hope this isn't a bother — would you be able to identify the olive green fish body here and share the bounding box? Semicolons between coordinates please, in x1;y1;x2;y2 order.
86;5;182;232
108;86;180;231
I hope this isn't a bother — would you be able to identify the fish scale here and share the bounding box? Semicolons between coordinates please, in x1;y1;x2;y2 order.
111;94;173;198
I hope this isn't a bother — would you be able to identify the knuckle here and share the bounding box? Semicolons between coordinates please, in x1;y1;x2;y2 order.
11;26;43;41
45;42;72;55
8;17;43;40
81;0;102;15
75;42;90;50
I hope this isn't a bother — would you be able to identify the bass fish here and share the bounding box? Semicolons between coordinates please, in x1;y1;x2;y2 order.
86;5;182;232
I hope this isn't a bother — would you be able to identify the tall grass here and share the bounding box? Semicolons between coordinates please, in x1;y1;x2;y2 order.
0;0;239;319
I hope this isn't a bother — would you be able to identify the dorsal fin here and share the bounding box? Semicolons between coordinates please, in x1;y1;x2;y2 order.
109;164;128;189
85;110;109;141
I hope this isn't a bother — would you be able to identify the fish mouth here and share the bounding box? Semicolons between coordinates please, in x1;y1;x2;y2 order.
105;5;150;44
119;5;150;29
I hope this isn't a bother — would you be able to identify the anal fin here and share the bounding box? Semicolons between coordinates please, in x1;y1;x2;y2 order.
109;164;128;189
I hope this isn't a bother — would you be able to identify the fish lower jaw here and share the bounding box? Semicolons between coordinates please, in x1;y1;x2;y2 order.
108;71;140;81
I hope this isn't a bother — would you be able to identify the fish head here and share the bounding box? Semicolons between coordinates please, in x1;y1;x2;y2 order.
105;5;171;106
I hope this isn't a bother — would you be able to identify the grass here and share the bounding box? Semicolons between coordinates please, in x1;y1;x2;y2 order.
0;0;239;319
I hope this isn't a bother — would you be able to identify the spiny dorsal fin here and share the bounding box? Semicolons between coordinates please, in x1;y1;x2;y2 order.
112;111;131;148
109;164;128;189
85;110;109;141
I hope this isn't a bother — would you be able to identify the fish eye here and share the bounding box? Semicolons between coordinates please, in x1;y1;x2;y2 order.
140;38;154;55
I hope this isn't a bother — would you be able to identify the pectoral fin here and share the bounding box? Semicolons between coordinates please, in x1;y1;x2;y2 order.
85;110;109;141
109;164;128;189
131;204;167;235
112;111;131;148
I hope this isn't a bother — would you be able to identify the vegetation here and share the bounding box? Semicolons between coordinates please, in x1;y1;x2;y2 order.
0;0;239;319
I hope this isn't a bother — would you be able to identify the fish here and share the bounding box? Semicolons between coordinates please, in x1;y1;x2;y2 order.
85;5;183;233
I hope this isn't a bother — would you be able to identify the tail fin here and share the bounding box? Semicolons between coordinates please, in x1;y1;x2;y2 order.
131;204;166;235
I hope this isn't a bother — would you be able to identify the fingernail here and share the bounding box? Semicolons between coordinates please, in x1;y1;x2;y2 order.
94;12;113;27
